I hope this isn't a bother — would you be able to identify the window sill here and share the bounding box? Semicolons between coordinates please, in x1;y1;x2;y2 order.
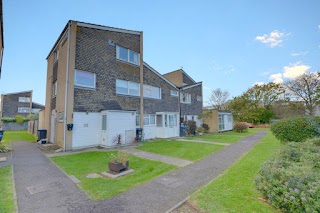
116;59;140;68
74;86;96;91
116;93;140;98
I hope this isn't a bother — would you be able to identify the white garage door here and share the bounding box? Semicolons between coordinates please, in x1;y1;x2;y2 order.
72;112;101;149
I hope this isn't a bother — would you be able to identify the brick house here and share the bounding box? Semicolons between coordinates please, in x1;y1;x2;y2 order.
0;90;44;118
44;20;202;150
163;69;203;126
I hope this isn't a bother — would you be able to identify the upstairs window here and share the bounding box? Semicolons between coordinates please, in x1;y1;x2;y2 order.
74;70;96;89
170;90;178;97
116;79;140;96
18;107;30;113
180;93;191;104
19;97;30;103
116;45;140;66
144;85;161;99
54;49;59;63
52;81;57;98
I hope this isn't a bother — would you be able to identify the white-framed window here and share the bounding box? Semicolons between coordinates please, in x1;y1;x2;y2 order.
18;107;30;113
74;70;96;89
136;114;140;126
228;115;232;122
52;81;57;98
116;45;140;66
218;115;225;130
170;90;178;97
54;49;59;63
144;85;161;99
18;97;30;103
116;79;140;96
180;93;191;104
197;96;202;101
143;114;156;126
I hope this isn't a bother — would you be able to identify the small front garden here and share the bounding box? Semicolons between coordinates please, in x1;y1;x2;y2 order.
51;151;176;200
136;140;224;161
1;131;36;144
187;128;263;144
182;131;279;212
0;166;15;213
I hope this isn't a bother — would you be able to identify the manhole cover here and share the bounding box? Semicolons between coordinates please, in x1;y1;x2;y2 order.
26;181;63;195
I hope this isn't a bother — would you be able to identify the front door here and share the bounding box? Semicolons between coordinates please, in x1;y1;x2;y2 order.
101;114;108;146
50;111;56;143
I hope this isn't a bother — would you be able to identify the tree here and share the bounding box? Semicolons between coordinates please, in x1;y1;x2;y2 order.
285;72;320;115
209;88;230;110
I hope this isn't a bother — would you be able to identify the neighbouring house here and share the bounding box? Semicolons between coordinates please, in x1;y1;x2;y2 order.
163;69;203;127
202;109;233;132
44;20;201;150
0;0;4;78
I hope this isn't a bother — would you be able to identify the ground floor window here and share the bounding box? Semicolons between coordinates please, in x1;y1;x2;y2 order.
218;115;225;130
137;114;156;126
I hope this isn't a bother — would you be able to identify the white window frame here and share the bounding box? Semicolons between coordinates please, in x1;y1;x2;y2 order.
180;93;191;104
170;90;178;97
52;81;57;98
116;45;140;66
18;97;30;103
18;107;30;113
143;114;156;126
143;84;162;99
116;79;140;97
74;69;96;89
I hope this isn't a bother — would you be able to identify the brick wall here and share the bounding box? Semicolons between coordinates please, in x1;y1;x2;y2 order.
2;91;32;117
181;84;202;116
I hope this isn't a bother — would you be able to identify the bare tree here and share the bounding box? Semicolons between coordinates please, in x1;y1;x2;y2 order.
209;88;230;110
285;72;320;115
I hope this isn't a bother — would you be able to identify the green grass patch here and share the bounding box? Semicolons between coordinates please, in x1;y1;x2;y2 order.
136;140;224;161
0;166;15;213
1;131;36;145
51;151;176;200
190;131;279;213
188;128;264;143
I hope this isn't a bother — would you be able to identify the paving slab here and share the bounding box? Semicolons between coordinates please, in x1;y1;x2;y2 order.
176;138;230;146
121;147;193;167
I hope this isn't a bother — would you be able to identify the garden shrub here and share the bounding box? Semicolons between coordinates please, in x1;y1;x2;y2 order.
271;116;320;143
1;117;16;123
185;120;197;135
0;144;11;153
15;115;24;124
201;124;209;133
255;141;320;213
196;126;205;133
233;122;248;133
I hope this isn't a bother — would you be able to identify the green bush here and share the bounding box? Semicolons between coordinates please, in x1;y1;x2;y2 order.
271;116;320;143
197;126;205;133
185;120;197;135
0;144;11;153
233;122;248;133
1;116;29;123
255;141;320;212
201;124;209;133
15;115;24;124
1;117;16;123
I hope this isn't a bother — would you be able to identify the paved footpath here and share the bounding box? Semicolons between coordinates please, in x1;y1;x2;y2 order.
11;131;267;213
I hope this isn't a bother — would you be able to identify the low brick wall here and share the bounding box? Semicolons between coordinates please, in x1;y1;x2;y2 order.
2;122;28;131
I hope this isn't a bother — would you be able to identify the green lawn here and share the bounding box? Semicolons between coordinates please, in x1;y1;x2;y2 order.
0;166;15;213
187;128;264;143
190;131;279;213
136;140;224;161
1;131;36;144
51;151;176;200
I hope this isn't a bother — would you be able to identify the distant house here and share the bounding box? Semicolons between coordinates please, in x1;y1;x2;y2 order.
0;90;44;118
163;69;203;127
202;109;233;132
44;20;202;150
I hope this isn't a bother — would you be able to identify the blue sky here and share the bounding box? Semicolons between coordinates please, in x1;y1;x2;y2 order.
1;0;319;105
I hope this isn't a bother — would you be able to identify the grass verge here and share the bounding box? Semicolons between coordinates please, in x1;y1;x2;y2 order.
0;166;15;213
189;131;279;212
187;128;264;143
1;131;36;145
136;140;224;161
51;151;176;200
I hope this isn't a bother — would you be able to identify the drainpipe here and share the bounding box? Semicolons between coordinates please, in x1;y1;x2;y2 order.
139;31;144;139
63;21;71;151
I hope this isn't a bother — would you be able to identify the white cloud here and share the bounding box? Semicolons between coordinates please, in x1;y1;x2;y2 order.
283;62;310;79
269;73;283;84
291;51;309;57
255;30;287;47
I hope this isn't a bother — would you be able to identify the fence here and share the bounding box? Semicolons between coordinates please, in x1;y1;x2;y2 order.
2;122;28;131
28;120;39;137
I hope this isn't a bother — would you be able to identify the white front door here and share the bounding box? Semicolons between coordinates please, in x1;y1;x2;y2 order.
101;113;107;146
50;111;56;143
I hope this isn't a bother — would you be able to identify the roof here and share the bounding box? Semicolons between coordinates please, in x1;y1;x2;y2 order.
2;90;33;96
32;102;45;109
181;82;202;90
46;20;142;59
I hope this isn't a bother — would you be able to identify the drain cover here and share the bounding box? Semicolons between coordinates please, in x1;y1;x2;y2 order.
26;181;63;195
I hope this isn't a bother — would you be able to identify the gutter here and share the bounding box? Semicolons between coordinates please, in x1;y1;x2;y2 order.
63;21;71;151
